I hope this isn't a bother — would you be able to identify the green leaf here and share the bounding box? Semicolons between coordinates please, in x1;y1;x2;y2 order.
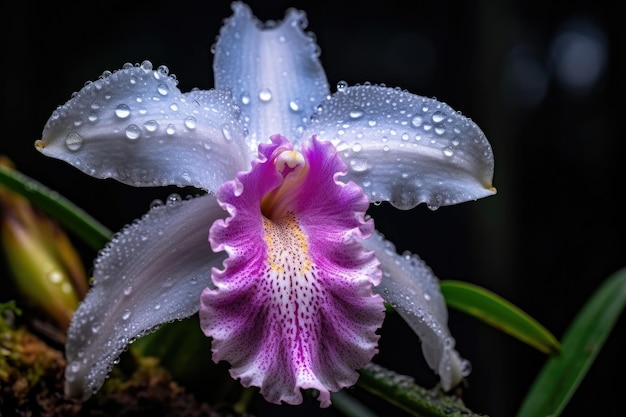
515;266;626;417
356;362;487;417
0;165;112;249
441;280;561;355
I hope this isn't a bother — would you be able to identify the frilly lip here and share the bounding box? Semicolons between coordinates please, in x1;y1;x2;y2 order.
200;135;385;407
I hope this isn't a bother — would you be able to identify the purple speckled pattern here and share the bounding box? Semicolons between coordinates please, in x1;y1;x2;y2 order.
200;135;385;406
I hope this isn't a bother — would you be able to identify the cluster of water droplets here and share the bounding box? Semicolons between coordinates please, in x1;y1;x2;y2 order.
44;60;239;156
305;81;494;210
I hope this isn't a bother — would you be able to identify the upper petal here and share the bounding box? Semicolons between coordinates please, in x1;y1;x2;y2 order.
305;85;496;209
37;61;250;193
359;230;469;391
64;194;226;399
213;2;330;151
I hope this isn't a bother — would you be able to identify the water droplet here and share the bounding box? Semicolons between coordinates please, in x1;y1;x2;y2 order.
432;111;445;123
167;193;182;205
125;124;141;140
123;286;132;296
65;132;83;151
150;199;164;209
91;324;100;334
115;104;130;119
170;103;179;111
240;92;250;105
289;100;300;112
221;124;233;141
352;143;362;152
411;116;423;127
435;127;445;135
166;124;176;135
259;88;272;102
184;116;197;130
350;159;368;172
382;145;390;152
122;309;131;320
144;120;158;132
368;120;377;127
88;114;98;122
336;80;348;92
48;271;62;283
157;84;169;96
157;65;169;76
349;108;364;119
461;359;472;377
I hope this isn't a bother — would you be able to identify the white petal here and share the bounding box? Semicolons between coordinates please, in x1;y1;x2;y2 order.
214;2;330;151
359;231;468;391
64;194;226;399
307;85;496;209
37;62;250;193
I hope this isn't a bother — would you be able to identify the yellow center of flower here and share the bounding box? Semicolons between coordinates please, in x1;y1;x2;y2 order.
262;211;313;275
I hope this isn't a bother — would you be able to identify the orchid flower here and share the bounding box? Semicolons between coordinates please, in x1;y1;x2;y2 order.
35;1;495;408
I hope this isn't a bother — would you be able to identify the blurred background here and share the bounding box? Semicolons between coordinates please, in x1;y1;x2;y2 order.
1;0;623;416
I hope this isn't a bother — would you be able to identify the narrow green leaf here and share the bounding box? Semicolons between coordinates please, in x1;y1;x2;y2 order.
0;165;112;249
515;267;626;417
441;280;561;355
356;362;487;417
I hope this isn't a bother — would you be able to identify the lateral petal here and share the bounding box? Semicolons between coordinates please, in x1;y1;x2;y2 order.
64;194;226;399
213;2;330;151
37;61;249;193
359;230;469;391
306;85;496;209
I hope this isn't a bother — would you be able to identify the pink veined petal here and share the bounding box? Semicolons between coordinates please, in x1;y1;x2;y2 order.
200;135;385;407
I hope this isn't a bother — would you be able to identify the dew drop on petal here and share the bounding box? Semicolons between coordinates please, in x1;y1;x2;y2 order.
65;132;83;151
166;124;176;135
259;88;272;102
122;309;131;320
411;116;423;127
443;147;454;157
240;92;251;105
221;124;232;141
115;104;130;119
349;108;364;119
144;120;158;132
336;80;348;92
289;100;300;112
167;193;182;205
125;124;141;140
157;84;169;96
432;111;445;123
352;142;362;152
350;159;368;172
184;116;197;130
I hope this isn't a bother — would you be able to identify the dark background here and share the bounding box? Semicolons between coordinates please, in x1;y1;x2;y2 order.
1;1;624;416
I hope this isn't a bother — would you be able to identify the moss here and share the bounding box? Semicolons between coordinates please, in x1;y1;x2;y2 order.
0;303;250;417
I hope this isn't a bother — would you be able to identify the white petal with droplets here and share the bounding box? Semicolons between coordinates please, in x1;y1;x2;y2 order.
305;84;496;209
213;2;329;151
359;231;469;391
64;194;226;399
38;61;249;193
